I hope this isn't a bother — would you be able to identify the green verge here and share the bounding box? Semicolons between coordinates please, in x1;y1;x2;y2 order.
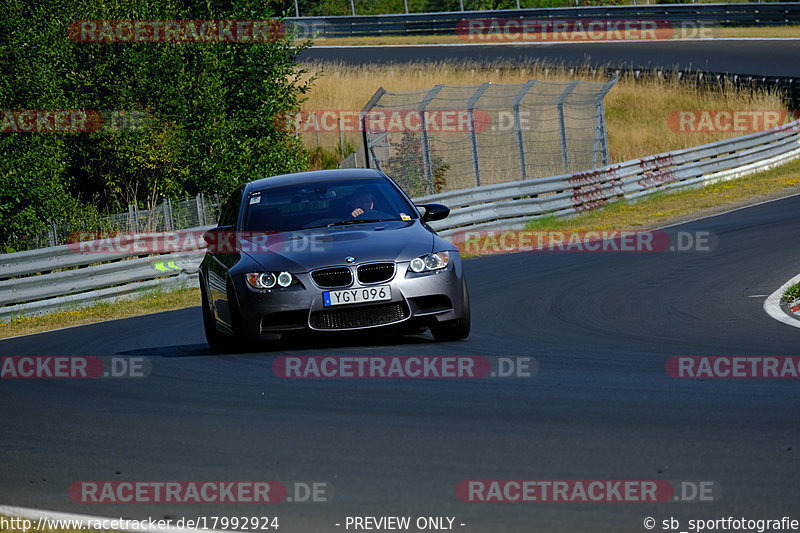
0;287;199;340
783;282;800;303
2;157;800;339
518;159;800;233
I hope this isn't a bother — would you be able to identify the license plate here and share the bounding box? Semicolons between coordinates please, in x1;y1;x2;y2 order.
323;286;391;306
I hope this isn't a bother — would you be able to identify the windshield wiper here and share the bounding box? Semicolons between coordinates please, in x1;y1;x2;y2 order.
327;218;385;227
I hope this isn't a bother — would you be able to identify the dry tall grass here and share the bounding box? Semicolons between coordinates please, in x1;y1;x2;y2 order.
297;60;789;164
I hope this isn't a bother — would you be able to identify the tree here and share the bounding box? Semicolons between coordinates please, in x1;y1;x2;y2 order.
0;0;313;251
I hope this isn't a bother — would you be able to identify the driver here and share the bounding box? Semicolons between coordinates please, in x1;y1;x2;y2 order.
347;187;376;218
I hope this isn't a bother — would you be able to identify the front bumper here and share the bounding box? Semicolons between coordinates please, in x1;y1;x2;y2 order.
233;259;465;339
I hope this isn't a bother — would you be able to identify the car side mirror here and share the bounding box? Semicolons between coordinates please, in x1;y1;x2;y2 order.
418;203;450;222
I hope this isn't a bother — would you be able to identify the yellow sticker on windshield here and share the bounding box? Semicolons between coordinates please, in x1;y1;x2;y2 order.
401;214;411;221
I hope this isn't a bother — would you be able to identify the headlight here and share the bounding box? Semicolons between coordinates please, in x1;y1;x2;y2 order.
410;257;425;272
246;271;293;289
409;252;450;273
277;271;293;287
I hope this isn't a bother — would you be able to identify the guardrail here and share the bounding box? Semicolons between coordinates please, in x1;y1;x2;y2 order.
2;120;799;322
287;3;800;38
0;230;211;322
421;119;800;236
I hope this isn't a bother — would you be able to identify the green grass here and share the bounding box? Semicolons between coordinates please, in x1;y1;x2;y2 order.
783;282;800;303
0;286;199;339
307;140;360;171
518;158;800;233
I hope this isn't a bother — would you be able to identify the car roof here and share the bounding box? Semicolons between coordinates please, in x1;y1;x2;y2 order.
244;169;387;194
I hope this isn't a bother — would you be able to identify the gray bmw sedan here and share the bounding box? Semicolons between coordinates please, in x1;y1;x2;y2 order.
199;168;469;349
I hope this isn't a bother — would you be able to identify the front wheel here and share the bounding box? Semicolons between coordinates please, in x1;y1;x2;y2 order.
430;277;470;341
225;278;256;352
201;277;226;350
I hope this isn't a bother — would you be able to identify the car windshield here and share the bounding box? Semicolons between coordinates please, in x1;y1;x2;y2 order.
243;177;417;232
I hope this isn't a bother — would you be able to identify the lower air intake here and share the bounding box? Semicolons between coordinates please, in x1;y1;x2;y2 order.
310;302;408;330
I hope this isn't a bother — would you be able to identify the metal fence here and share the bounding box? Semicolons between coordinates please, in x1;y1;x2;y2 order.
10;194;220;253
360;78;617;196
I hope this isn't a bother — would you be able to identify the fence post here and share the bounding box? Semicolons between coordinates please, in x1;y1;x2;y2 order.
557;80;580;174
196;194;206;226
592;76;618;168
313;112;320;148
466;83;490;187
128;204;138;232
360;88;387;169
339;118;345;157
513;80;536;180
163;198;174;231
419;84;444;194
47;221;56;247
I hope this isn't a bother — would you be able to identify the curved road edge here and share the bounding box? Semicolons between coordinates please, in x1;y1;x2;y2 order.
764;272;800;329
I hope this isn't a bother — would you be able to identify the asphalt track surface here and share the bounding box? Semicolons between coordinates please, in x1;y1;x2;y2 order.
2;191;800;531
3;41;800;532
300;40;800;76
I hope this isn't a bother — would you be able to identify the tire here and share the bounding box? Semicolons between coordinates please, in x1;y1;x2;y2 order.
201;278;226;351
430;277;471;341
226;279;257;352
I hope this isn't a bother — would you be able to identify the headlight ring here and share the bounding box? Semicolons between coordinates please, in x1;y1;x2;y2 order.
409;252;450;273
246;271;294;289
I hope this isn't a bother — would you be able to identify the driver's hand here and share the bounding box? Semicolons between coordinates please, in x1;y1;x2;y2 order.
351;208;364;218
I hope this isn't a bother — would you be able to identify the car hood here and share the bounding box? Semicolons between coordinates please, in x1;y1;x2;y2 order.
240;220;438;272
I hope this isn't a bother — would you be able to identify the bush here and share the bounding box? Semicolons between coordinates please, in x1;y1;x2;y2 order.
384;130;449;197
0;0;313;250
783;282;800;303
